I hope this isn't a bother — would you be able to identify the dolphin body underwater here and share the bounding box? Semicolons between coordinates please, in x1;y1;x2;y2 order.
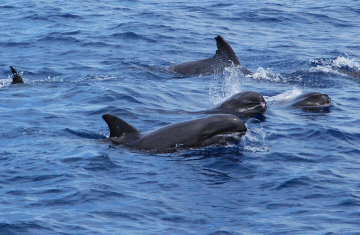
334;67;360;79
10;66;24;84
169;35;252;76
102;114;247;152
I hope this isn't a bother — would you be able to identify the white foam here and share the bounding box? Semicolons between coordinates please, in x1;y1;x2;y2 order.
309;56;360;75
240;118;270;153
265;87;303;102
309;65;334;73
251;67;284;83
82;74;117;81
332;56;360;69
251;67;268;80
0;75;14;88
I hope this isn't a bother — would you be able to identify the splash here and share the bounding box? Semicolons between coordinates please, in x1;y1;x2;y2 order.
81;74;117;81
31;74;117;84
265;87;303;102
209;66;243;105
31;76;64;83
332;56;360;68
251;67;285;83
309;56;360;76
0;76;12;88
240;118;270;152
0;74;16;88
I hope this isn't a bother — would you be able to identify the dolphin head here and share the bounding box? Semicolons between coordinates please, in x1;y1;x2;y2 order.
193;114;247;147
215;91;267;116
149;114;247;150
291;92;331;110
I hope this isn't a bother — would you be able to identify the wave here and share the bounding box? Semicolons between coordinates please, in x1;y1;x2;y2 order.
64;128;107;140
0;5;15;9
276;176;312;190
308;56;360;80
111;32;156;43
241;56;360;87
211;3;234;8
37;34;81;43
0;42;31;47
0;221;54;234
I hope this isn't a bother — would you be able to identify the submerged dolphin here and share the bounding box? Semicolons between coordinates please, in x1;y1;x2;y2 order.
102;114;247;152
10;66;24;84
335;68;360;79
169;35;252;76
290;92;331;110
205;91;267;117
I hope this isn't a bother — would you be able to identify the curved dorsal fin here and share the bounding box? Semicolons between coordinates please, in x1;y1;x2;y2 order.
102;114;140;138
214;35;240;66
10;66;24;84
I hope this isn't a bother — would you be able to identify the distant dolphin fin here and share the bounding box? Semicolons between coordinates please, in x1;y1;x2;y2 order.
214;35;240;66
10;66;18;74
102;114;140;138
10;66;24;84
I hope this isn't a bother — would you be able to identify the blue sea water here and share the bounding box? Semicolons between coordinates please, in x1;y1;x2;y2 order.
1;0;360;234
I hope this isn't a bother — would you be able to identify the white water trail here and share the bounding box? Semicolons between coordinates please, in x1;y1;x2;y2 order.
264;87;303;103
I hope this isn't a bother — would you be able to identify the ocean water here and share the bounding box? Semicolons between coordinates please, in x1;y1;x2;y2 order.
1;0;360;234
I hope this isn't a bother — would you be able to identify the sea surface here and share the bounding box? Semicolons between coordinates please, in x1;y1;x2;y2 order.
1;0;360;234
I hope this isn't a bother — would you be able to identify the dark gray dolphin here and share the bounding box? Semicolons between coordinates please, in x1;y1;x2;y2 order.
290;92;331;110
169;35;252;76
205;91;267;117
102;114;247;152
10;66;24;84
335;68;360;79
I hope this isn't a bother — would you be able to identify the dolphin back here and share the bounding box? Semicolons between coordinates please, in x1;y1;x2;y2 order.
169;35;252;76
10;66;24;84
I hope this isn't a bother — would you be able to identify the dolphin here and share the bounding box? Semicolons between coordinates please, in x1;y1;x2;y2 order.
335;68;360;79
169;35;252;76
10;66;24;84
290;92;331;110
205;91;267;117
102;114;247;152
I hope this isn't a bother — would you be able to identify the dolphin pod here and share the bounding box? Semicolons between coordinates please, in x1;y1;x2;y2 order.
6;35;336;152
102;114;247;152
169;35;252;76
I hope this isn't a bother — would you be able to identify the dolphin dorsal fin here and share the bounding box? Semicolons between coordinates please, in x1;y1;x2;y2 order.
102;114;140;138
10;66;18;74
214;36;241;66
10;66;24;84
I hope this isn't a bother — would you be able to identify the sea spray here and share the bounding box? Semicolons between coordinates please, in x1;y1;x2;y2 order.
209;66;243;105
240;118;270;153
